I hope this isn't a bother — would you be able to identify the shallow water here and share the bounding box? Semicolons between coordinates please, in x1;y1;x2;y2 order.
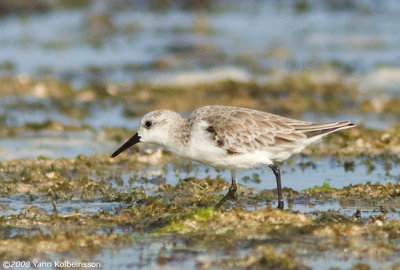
95;224;400;270
1;1;400;90
0;130;115;160
159;158;400;191
0;197;125;217
1;157;398;219
305;256;400;270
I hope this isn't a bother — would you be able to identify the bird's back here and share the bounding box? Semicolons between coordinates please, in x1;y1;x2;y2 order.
188;105;354;162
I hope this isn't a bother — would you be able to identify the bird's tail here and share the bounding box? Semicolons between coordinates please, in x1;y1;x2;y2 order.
292;121;355;140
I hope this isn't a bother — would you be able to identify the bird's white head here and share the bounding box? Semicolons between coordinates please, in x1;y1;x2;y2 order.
111;109;183;157
137;109;182;144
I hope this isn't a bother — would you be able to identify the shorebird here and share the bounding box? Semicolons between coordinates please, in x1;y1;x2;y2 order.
111;105;355;209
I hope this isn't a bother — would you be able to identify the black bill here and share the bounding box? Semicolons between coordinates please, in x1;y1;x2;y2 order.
111;133;141;157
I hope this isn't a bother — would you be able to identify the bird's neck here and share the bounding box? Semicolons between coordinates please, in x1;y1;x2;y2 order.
164;116;192;156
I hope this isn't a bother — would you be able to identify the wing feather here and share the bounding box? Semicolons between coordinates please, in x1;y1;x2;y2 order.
189;106;354;159
191;106;309;154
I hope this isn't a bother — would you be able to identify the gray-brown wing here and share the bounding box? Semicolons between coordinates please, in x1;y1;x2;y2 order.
191;106;308;154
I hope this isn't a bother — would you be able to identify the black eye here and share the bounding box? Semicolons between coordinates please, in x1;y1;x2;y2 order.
145;121;152;128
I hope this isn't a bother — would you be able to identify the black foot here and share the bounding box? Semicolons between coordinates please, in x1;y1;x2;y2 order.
269;165;285;210
277;200;284;210
215;185;237;209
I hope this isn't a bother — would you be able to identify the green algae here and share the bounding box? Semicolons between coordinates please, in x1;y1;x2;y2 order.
305;182;337;196
304;182;400;204
24;121;92;132
0;0;91;17
0;121;93;138
0;154;143;199
157;207;217;233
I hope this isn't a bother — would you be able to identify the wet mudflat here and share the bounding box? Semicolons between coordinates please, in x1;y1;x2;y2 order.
1;120;400;269
1;1;400;269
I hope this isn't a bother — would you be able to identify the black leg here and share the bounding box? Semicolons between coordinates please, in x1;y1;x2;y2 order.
269;165;284;209
215;172;237;209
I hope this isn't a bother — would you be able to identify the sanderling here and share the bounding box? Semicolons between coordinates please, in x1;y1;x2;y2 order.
111;105;355;209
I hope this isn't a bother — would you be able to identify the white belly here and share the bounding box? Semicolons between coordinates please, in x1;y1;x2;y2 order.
179;130;273;170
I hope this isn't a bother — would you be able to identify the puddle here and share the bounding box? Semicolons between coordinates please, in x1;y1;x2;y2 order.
94;223;400;270
158;158;400;191
305;256;400;270
0;130;115;160
291;201;400;221
0;97;139;130
0;197;125;217
97;240;177;270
